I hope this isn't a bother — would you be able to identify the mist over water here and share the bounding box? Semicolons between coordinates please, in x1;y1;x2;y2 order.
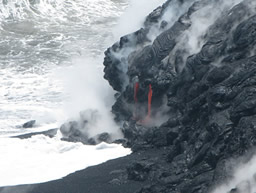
211;153;256;193
57;56;122;138
113;0;166;39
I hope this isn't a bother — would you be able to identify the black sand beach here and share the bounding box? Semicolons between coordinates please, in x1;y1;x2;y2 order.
0;149;160;193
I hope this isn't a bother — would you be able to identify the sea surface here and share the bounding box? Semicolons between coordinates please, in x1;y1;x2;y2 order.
0;0;128;135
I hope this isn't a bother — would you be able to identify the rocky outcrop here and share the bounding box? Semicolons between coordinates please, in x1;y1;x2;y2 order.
22;120;36;128
103;0;256;192
13;128;58;139
59;109;113;145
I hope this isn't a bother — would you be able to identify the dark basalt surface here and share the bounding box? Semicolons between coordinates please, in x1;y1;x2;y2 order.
103;0;256;192
13;128;58;139
22;120;36;128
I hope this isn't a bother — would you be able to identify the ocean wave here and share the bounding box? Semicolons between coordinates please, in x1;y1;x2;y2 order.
0;0;125;24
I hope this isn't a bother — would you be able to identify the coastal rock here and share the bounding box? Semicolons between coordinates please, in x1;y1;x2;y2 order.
13;128;58;139
60;110;113;145
22;120;36;128
103;0;256;192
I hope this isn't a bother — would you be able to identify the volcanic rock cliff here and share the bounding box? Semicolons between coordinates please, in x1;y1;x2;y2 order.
103;0;256;192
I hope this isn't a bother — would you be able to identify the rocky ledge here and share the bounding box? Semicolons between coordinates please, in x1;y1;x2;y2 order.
103;0;256;192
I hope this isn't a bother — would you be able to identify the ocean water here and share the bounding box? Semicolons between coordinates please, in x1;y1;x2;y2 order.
0;0;128;134
0;0;134;187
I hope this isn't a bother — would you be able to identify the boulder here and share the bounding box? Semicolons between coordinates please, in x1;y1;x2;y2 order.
60;110;113;145
22;120;36;128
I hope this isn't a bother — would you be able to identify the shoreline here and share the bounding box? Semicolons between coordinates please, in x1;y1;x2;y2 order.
0;149;163;193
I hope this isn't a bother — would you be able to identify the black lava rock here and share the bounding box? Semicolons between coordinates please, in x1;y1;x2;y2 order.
22;120;36;128
103;0;256;192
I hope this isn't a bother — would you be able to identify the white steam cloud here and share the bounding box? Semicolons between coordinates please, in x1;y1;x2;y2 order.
113;0;166;40
168;0;244;70
212;154;256;193
147;0;195;41
56;56;122;139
